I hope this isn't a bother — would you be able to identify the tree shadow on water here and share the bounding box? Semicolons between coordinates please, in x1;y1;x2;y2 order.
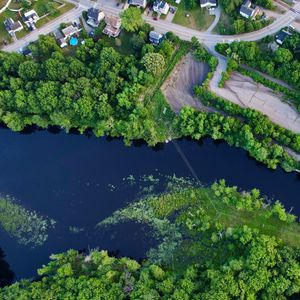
0;247;14;287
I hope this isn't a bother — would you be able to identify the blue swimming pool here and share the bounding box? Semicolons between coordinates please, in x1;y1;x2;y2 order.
69;37;78;46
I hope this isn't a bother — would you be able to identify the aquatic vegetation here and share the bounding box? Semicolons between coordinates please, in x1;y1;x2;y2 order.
2;180;300;299
69;226;85;234
98;177;300;265
0;197;56;247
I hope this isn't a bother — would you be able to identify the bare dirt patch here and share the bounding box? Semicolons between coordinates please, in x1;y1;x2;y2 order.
161;53;210;112
216;72;300;133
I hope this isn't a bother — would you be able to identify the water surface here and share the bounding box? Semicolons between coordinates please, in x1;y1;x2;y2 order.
0;128;299;281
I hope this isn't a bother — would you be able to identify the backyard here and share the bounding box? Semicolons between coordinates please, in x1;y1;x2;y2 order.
172;0;215;31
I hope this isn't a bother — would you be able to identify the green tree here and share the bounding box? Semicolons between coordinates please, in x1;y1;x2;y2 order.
121;7;144;32
141;52;165;75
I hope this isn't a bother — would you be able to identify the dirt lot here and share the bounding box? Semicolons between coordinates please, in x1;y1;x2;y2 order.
217;72;300;133
161;53;210;112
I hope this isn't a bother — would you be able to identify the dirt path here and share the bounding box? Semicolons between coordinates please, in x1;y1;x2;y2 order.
161;53;211;113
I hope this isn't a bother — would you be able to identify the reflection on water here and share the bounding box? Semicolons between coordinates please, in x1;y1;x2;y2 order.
0;248;14;287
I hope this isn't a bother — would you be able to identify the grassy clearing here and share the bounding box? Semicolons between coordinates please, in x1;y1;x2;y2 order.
150;187;300;248
99;30;135;56
0;9;14;44
144;42;190;103
213;11;233;34
142;42;190;140
36;2;75;29
172;0;214;31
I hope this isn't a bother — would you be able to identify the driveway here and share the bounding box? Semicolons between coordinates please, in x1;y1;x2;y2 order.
206;7;221;33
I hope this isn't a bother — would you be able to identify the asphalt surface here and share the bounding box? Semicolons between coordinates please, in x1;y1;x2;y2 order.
2;0;300;52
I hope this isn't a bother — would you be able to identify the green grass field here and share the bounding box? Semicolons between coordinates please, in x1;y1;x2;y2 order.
151;187;300;248
172;1;215;31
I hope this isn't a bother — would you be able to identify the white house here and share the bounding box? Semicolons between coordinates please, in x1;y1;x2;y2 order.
240;0;259;19
200;0;217;9
153;0;169;15
62;25;81;39
23;10;39;30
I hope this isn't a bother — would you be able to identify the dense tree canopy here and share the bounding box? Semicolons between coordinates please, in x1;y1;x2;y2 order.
121;7;144;32
0;33;176;145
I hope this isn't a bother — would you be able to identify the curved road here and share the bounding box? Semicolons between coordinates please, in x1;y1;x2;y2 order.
2;0;300;52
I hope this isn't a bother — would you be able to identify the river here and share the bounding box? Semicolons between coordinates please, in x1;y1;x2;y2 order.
0;127;299;283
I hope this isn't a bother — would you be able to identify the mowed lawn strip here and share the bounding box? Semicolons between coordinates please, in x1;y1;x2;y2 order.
172;1;215;31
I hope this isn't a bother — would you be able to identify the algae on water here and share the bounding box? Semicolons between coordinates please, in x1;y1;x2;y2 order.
0;197;56;247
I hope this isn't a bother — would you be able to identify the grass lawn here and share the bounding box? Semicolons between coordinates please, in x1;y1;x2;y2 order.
172;0;215;31
99;30;135;56
36;2;75;29
213;11;234;34
0;9;16;45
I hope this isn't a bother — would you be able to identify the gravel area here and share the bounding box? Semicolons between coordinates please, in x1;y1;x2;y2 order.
161;53;210;112
213;72;300;133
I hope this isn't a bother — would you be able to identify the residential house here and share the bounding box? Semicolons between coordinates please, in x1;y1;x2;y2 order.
149;31;164;45
153;0;169;15
23;10;39;30
54;30;68;48
4;18;23;36
129;0;147;8
103;15;121;37
275;30;292;45
200;0;217;9
62;25;81;39
87;7;105;27
239;0;259;19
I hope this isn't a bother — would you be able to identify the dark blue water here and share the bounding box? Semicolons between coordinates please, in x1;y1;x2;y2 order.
0;128;299;283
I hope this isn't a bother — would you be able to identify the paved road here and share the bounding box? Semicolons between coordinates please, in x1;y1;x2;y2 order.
2;0;300;52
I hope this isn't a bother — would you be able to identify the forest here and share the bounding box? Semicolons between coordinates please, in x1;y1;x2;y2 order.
0;24;177;146
1;179;299;299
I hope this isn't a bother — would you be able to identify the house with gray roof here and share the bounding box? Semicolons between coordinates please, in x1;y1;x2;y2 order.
240;0;259;19
275;30;292;45
129;0;147;8
149;31;164;45
4;18;23;36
